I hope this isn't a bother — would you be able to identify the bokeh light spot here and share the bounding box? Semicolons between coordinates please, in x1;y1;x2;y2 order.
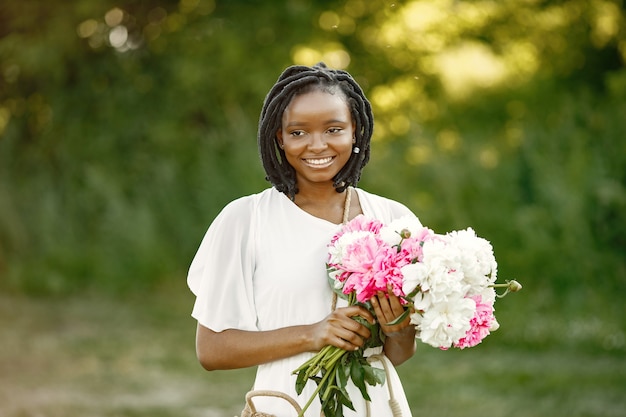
105;8;124;27
292;43;350;69
389;114;410;135
479;147;499;169
435;41;507;100
436;129;460;152
292;46;324;66
109;26;128;49
77;19;99;38
319;11;341;31
406;144;432;166
180;0;200;14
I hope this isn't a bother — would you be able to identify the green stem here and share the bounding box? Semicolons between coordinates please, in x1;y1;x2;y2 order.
327;347;346;367
348;291;356;306
293;345;332;375
295;293;361;416
490;279;522;298
296;347;349;417
298;360;339;417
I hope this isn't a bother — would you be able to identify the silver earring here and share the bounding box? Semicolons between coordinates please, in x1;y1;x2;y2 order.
353;147;360;154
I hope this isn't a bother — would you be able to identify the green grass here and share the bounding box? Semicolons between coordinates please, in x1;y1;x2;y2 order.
399;345;626;417
1;285;624;417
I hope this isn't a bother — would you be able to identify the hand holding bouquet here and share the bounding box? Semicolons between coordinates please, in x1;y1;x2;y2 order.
293;214;521;416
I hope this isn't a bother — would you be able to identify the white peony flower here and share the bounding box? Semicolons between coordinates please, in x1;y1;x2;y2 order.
417;238;468;302
379;215;424;246
409;289;435;313
400;263;428;295
447;228;498;289
418;295;476;349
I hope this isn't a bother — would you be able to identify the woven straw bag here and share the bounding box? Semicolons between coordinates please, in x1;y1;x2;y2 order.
239;390;303;417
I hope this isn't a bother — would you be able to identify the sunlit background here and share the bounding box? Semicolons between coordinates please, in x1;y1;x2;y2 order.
1;0;625;416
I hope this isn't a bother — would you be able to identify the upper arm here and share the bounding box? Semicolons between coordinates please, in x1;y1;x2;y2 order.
187;196;259;333
195;322;221;371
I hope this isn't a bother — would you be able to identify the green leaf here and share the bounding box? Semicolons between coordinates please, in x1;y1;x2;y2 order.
333;404;345;417
336;361;349;390
294;370;308;395
386;308;411;326
406;285;422;299
335;362;355;411
350;358;371;401
337;388;355;411
363;364;386;386
322;394;342;417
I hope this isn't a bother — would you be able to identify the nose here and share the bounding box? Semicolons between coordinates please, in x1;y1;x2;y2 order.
308;132;327;151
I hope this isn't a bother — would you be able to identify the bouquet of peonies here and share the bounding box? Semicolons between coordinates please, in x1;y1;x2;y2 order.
293;214;521;417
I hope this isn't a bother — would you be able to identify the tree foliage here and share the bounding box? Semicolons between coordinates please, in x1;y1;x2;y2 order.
0;0;624;310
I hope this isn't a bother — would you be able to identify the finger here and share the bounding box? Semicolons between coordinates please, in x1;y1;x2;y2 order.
337;325;370;347
381;285;410;316
373;291;394;319
370;293;386;319
372;297;399;331
326;319;371;350
385;292;407;316
345;315;372;339
331;307;373;337
374;291;412;332
342;305;375;325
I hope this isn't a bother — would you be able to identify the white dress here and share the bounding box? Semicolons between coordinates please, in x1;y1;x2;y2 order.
188;187;416;417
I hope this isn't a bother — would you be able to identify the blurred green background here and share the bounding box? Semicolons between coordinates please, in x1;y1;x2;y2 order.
1;0;625;416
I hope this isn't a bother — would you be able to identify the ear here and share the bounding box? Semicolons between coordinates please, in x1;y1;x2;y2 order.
276;129;284;149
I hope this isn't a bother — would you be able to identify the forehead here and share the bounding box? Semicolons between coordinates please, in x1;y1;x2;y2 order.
283;90;350;121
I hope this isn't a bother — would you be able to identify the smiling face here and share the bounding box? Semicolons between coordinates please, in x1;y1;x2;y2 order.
276;89;355;190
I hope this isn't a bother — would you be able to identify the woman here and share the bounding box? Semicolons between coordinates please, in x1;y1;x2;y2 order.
188;63;417;416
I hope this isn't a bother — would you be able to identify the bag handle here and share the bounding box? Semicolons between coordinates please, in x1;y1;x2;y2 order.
245;390;303;414
331;187;353;312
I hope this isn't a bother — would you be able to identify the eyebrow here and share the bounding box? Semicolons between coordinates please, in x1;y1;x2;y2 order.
285;118;350;127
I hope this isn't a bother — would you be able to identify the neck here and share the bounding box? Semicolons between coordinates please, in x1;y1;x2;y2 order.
292;184;352;224
295;183;344;204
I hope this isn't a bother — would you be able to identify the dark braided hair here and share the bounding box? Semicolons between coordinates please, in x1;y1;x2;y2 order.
258;62;374;199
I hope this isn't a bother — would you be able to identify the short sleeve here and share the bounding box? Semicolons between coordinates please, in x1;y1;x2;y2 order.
187;195;258;332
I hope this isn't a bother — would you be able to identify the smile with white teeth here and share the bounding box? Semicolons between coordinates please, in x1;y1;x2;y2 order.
303;156;333;165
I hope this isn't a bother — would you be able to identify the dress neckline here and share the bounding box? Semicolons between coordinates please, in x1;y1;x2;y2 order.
275;187;359;227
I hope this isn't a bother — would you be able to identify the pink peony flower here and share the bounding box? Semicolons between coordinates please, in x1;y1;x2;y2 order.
329;215;383;246
339;235;406;303
453;295;496;349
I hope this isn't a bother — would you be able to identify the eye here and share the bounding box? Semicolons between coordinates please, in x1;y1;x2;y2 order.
290;130;306;137
327;127;343;134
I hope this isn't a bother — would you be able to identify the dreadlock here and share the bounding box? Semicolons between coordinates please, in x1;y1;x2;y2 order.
258;62;374;199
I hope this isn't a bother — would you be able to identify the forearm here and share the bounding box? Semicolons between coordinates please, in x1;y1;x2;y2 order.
196;323;314;371
383;326;416;366
196;305;375;371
